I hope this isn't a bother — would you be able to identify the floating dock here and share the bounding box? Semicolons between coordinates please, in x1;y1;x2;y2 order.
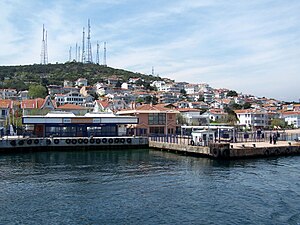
149;140;300;159
0;136;148;153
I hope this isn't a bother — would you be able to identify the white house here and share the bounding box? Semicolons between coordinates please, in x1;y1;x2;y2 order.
235;109;268;128
54;92;85;106
0;89;18;99
75;78;88;87
281;111;300;128
178;108;209;126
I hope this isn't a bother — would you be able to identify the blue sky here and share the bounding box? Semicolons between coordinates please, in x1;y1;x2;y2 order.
0;0;299;101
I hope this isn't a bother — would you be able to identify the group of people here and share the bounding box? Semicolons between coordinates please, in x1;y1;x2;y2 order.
269;132;280;144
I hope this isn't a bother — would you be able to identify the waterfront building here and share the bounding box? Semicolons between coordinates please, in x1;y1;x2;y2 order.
22;111;138;137
117;104;178;136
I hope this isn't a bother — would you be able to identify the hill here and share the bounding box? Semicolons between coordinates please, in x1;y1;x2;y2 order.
0;62;161;91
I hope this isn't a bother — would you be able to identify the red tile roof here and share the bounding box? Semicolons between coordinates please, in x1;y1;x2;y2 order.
57;104;85;110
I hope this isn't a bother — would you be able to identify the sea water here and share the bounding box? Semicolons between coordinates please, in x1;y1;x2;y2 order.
0;149;299;225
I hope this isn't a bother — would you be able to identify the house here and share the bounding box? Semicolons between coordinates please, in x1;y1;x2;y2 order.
75;78;88;87
0;89;18;100
177;108;209;126
47;85;63;96
128;78;141;84
93;100;113;113
56;103;90;115
54;92;85;106
176;101;190;108
235;109;268;129
203;91;214;103
188;101;209;110
203;109;228;122
107;76;119;86
18;90;29;100
0;99;13;126
64;80;73;87
281;111;300;128
184;84;199;95
80;86;97;97
117;104;179;136
21;96;56;115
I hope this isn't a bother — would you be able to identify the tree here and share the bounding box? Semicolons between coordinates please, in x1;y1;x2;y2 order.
28;85;47;99
224;107;239;125
227;90;238;97
180;89;186;95
230;103;242;110
145;95;158;104
271;118;286;128
243;102;252;109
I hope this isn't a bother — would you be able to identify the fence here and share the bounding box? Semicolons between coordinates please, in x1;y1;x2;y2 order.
149;131;300;145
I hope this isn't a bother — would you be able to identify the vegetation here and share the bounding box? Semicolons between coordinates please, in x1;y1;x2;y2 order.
226;90;238;97
0;62;162;90
270;118;287;129
28;85;48;99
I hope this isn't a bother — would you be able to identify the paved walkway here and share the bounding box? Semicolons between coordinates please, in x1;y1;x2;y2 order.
231;141;299;149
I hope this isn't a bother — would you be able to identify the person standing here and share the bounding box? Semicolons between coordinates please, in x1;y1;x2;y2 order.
273;133;277;145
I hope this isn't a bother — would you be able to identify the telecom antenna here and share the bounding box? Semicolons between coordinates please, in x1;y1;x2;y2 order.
75;43;78;61
40;24;48;64
81;27;86;63
69;46;72;62
103;41;107;66
86;19;93;63
96;41;100;64
152;66;154;76
78;46;81;62
45;30;48;64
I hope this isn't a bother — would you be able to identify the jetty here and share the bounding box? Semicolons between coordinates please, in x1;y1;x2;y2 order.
149;139;300;159
0;136;148;153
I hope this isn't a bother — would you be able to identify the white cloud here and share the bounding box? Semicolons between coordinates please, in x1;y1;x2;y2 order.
0;0;299;101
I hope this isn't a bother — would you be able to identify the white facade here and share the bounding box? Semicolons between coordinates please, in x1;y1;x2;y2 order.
0;89;17;99
235;110;268;128
204;92;214;103
282;112;300;128
75;78;88;87
151;81;165;89
55;92;85;106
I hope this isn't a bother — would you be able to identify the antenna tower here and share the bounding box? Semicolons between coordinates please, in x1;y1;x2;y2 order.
69;46;72;62
75;43;78;61
86;19;93;63
96;41;100;64
81;27;86;63
103;41;107;66
78;46;81;62
40;24;48;64
152;66;154;76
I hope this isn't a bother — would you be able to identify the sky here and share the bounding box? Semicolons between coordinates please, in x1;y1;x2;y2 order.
0;0;299;102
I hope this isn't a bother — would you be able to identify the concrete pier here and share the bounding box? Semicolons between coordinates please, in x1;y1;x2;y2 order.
149;140;300;159
0;136;148;153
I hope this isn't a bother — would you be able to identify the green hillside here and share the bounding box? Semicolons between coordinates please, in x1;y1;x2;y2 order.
0;62;160;91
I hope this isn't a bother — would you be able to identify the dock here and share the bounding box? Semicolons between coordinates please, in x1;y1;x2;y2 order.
149;140;300;159
0;136;148;153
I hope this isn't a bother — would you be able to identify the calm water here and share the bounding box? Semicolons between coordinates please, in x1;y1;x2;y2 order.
0;149;300;225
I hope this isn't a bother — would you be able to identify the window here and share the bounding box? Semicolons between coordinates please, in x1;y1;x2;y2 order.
148;113;166;125
149;127;165;134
